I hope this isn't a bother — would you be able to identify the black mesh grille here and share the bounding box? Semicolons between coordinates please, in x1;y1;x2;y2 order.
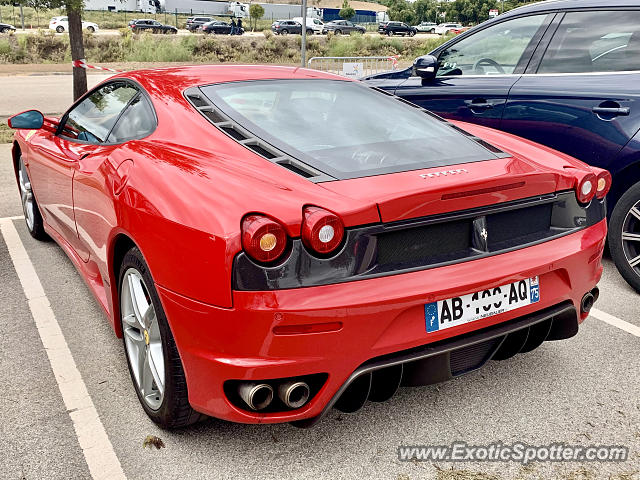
377;200;554;269
377;220;471;266
486;203;553;250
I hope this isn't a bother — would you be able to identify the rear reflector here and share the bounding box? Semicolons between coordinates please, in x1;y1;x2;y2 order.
273;321;343;335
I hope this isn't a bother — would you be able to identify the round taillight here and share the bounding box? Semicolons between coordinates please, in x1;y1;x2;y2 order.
595;170;612;199
241;215;287;263
302;206;345;255
576;173;597;204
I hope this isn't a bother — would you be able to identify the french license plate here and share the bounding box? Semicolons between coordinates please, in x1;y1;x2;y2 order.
425;277;540;333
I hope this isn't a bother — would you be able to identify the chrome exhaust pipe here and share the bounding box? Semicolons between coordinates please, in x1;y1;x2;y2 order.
278;381;310;409
237;382;274;411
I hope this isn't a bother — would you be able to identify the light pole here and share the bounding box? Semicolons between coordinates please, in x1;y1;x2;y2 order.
301;0;308;67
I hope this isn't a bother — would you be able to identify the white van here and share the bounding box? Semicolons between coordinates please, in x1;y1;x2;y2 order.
292;17;324;34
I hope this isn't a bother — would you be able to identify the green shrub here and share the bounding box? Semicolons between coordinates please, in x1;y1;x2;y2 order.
0;32;449;65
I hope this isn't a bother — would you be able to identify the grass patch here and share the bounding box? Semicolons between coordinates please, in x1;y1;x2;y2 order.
0;123;14;144
0;29;448;65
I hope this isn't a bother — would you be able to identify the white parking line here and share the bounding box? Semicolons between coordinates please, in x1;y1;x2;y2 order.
0;218;126;480
590;307;640;338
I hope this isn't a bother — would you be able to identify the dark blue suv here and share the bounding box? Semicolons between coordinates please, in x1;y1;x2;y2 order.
365;0;640;292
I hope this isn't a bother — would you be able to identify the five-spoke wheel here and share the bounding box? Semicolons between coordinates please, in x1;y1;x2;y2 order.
119;247;203;428
17;155;46;240
121;268;165;410
610;181;640;292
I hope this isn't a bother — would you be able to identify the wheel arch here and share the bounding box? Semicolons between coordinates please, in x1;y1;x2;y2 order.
108;232;140;338
608;157;640;216
11;140;21;186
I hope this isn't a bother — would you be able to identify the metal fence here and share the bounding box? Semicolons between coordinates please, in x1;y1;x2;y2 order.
307;56;399;79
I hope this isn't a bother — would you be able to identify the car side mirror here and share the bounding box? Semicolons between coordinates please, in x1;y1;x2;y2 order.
8;110;44;129
413;55;439;81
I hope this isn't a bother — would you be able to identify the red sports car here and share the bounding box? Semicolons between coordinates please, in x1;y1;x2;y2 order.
8;65;609;428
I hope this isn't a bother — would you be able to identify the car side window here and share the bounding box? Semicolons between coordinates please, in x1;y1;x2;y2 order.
538;10;640;74
60;82;138;144
107;93;156;143
437;14;548;76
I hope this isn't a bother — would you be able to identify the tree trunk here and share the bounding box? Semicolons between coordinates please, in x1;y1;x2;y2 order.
67;5;87;101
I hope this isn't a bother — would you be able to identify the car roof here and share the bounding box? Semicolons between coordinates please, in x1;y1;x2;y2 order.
112;65;350;98
504;0;639;16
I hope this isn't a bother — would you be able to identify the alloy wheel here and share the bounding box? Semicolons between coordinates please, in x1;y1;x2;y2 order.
18;158;35;231
121;268;165;410
621;200;640;278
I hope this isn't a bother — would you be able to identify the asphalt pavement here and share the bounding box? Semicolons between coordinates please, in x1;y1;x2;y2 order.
0;134;639;479
0;74;113;121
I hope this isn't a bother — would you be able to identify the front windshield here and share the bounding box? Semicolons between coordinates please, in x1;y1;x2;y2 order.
199;79;501;180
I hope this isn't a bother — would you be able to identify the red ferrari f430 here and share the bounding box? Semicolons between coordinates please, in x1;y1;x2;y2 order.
8;66;609;428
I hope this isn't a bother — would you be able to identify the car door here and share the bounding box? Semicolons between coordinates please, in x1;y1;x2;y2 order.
72;91;157;267
393;13;554;129
502;8;640;171
28;81;139;262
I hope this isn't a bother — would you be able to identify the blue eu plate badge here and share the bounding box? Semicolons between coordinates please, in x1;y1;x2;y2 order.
425;302;439;332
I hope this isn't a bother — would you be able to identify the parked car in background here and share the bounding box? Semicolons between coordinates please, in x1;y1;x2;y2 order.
413;21;437;33
450;26;471;35
322;20;365;35
186;16;213;32
202;21;243;35
49;16;99;33
271;20;311;35
128;19;177;34
0;22;16;33
379;21;417;36
364;0;640;292
292;16;324;34
434;22;462;35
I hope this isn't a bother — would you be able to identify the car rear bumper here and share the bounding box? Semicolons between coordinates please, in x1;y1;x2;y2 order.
157;219;606;424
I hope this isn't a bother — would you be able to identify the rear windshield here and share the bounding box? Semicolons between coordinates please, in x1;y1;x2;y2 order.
198;79;502;180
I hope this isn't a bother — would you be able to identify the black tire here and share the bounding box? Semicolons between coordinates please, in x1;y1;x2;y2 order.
119;247;205;428
386;31;392;36
306;29;313;35
429;28;435;34
17;154;47;241
409;30;415;37
56;25;64;33
335;29;342;35
280;28;288;35
609;181;640;292
87;26;95;33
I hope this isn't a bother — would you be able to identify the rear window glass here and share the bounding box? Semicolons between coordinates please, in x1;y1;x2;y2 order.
199;80;502;180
